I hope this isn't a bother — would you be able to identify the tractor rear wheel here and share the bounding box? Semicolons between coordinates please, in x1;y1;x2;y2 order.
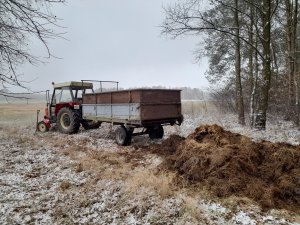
57;107;80;134
37;121;49;132
148;125;164;140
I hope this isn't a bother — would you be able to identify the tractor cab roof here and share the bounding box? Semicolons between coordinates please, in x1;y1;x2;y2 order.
53;81;93;90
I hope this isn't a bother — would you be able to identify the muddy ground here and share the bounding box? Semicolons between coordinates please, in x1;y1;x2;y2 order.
0;120;299;224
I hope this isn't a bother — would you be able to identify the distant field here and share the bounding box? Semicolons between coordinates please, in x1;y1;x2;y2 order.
0;101;216;123
0;102;45;124
0;100;217;126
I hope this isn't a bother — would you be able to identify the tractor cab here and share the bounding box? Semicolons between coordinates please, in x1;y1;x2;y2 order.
51;81;93;104
47;81;93;122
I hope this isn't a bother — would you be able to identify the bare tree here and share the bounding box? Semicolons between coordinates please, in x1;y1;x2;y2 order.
0;0;64;96
258;0;273;129
284;0;299;124
234;0;245;125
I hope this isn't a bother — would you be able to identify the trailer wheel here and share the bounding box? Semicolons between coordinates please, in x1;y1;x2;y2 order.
115;126;132;146
57;107;80;134
148;125;164;140
37;121;49;132
82;120;101;130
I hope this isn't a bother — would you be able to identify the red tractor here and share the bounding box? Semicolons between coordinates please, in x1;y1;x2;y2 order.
37;81;100;133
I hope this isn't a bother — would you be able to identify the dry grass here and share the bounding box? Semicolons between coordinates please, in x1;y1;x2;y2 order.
59;181;72;191
182;101;217;118
70;148;133;183
61;140;177;199
180;195;204;222
220;195;256;211
0;124;37;148
125;169;176;198
294;215;300;224
0;102;45;124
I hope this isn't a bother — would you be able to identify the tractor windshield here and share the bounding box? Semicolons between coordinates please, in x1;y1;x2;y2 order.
54;87;73;103
72;89;82;99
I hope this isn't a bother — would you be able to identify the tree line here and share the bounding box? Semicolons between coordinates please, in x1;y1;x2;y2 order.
162;0;300;129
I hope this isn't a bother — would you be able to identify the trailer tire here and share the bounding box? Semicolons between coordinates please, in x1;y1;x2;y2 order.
115;126;132;146
148;125;164;140
82;120;101;130
57;107;80;134
37;121;49;132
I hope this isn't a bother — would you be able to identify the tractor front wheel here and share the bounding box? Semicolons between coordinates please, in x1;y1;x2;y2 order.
57;107;80;134
37;121;49;132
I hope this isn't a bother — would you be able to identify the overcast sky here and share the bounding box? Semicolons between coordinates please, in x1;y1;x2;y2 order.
21;0;209;91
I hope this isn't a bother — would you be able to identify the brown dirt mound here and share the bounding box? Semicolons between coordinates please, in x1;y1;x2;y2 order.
152;124;300;211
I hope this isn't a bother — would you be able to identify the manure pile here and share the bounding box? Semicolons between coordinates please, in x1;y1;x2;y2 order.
152;124;300;211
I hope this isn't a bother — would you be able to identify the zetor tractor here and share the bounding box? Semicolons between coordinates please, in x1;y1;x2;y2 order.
37;81;100;133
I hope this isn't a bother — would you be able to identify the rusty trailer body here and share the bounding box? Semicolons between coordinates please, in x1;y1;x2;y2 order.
82;89;183;127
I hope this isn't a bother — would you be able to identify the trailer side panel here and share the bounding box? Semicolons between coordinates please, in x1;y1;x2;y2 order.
82;89;182;126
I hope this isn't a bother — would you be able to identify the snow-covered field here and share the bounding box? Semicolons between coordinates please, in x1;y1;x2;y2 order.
0;103;299;224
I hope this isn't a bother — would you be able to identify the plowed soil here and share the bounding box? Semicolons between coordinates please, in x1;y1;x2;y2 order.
147;124;300;211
